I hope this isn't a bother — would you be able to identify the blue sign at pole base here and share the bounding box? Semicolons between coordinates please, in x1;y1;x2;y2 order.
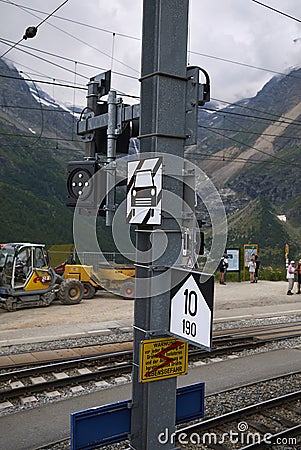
70;382;205;450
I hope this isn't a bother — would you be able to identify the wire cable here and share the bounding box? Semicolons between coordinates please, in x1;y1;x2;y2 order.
202;125;301;140
1;2;139;75
0;0;141;41
211;97;301;125
186;152;289;166
199;125;301;168
189;49;301;80
251;0;301;24
0;0;69;58
202;106;301;128
33;0;69;28
0;130;82;143
0;72;87;90
15;70;44;148
201;97;301;157
0;37;139;82
0;37;89;81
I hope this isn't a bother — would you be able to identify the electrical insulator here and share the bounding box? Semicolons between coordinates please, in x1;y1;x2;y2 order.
23;26;38;40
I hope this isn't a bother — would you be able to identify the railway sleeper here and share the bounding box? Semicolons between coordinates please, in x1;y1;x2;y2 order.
205;443;232;450
261;411;300;428
243;420;275;435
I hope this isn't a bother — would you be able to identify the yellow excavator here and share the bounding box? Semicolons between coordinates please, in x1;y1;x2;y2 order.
0;243;84;311
62;263;135;299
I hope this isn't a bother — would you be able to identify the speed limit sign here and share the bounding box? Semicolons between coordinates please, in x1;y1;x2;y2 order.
169;269;214;350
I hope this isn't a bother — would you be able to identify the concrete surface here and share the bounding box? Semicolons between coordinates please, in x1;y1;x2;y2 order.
0;281;300;346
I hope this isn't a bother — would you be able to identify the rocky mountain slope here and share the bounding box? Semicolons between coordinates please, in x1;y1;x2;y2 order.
189;68;301;265
0;58;84;244
0;58;300;265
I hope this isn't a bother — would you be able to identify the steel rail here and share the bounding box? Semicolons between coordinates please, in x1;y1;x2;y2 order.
239;424;301;449
1;321;301;371
0;340;269;402
176;390;301;442
0;362;132;402
0;338;264;383
0;349;133;382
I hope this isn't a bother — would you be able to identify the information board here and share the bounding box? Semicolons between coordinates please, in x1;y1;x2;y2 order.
244;244;258;267
226;248;240;272
139;337;188;383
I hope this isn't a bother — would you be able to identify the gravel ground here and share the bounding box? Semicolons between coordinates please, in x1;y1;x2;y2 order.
1;313;300;356
0;329;134;356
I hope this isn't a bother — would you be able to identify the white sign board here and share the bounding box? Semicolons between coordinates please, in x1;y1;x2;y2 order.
126;157;162;225
169;269;214;350
226;249;240;272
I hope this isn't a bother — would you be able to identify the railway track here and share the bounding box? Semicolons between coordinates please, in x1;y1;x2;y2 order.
1;321;301;370
0;323;300;406
176;390;301;449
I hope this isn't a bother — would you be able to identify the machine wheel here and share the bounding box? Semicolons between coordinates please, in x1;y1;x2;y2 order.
83;283;96;299
58;279;83;305
120;281;135;299
6;297;17;312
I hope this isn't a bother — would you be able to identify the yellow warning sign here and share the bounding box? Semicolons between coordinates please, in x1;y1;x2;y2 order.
139;337;188;383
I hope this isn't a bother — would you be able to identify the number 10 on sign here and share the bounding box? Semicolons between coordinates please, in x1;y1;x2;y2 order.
169;271;214;350
182;289;197;337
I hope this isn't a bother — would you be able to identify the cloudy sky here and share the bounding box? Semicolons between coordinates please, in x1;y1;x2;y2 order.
0;0;301;109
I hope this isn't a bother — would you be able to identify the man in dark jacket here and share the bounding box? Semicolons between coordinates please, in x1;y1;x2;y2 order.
219;253;228;285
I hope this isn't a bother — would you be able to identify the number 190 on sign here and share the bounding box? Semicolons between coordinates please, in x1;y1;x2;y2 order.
170;271;213;349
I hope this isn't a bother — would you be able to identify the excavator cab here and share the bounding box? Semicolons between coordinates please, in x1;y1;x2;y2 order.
0;243;83;311
0;243;50;290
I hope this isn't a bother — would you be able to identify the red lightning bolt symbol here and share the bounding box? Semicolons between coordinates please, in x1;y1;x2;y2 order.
144;340;183;377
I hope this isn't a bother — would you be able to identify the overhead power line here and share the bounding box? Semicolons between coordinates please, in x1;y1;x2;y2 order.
251;0;301;24
3;0;299;85
0;37;89;81
0;0;69;58
211;97;301;125
207;98;301;160
202;125;301;141
1;1;139;76
202;107;301;128
0;73;87;90
0;0;141;41
0;37;139;82
31;0;69;29
199;125;301;168
0;130;82;142
186;152;289;167
190;49;301;81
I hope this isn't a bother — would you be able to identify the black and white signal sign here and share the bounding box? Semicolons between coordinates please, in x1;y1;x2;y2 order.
169;269;214;350
126;157;162;225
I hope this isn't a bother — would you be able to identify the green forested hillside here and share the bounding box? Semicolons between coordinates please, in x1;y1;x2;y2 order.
226;198;299;265
0;182;73;243
0;59;82;244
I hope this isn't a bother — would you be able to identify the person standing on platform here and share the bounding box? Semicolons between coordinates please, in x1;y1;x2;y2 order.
286;260;296;295
248;256;256;283
219;253;228;285
254;254;260;283
295;259;301;294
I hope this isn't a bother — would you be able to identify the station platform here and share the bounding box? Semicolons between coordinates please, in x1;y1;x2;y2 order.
0;281;300;346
